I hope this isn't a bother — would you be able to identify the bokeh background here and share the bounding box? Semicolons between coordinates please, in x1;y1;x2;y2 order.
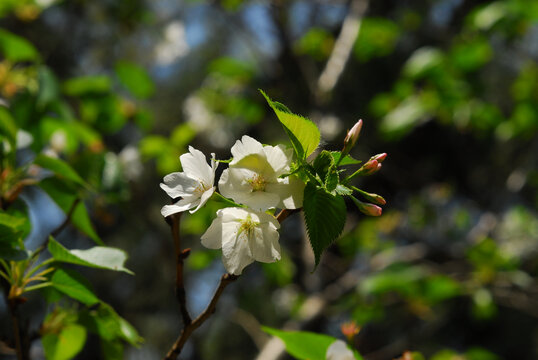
1;0;537;359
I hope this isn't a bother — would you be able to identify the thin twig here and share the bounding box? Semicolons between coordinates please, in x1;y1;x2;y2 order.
9;301;22;360
164;273;239;360
50;198;81;238
170;213;192;326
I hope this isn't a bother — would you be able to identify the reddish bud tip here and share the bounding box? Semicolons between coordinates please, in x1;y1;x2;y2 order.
341;321;361;341
372;153;387;163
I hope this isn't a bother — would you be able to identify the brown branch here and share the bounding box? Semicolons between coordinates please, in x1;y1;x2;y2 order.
164;273;239;360
275;208;301;223
169;213;192;326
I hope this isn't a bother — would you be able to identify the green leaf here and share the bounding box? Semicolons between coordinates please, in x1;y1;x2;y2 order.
260;90;320;159
34;154;87;187
303;183;347;267
37;66;60;109
39;178;101;244
354;18;400;62
0;213;28;260
0;29;40;62
42;324;87;360
262;327;336;360
335;184;353;196
330;151;362;166
114;61;155;99
48;237;133;275
63;76;111;96
51;268;100;305
0;106;17;150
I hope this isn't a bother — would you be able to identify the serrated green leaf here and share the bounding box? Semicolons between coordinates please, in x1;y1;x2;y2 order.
115;61;155;99
330;151;362;166
313;150;334;180
262;327;336;360
335;184;353;195
48;237;133;275
42;324;86;360
303;183;346;268
260;90;320;159
39;178;101;244
0;29;40;62
34;154;86;187
51;268;100;305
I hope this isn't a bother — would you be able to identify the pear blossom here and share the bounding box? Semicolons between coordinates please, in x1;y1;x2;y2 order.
219;135;304;211
160;146;217;217
201;207;281;275
326;340;355;360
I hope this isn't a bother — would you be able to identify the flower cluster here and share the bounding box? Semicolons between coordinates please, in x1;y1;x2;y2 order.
160;136;304;275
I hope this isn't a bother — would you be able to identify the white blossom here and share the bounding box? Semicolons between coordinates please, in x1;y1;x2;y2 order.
201;207;281;275
160;146;217;216
326;340;355;360
219;135;304;211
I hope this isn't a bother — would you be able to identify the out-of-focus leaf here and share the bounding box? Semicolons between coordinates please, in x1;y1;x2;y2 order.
208;57;255;81
422;275;461;304
261;90;320;159
0;106;17;149
360;265;424;296
34;154;86;187
0;29;40;62
303;183;346;268
48;237;133;274
261;327;337;360
295;28;334;60
114;61;155;99
39;178;102;244
39;117;79;154
42;324;87;360
0;213;28;260
262;252;296;286
51;268;100;306
471;2;507;30
450;36;492;72
139;135;170;159
403;47;444;79
354;18;400;62
37;66;60;109
170;123;196;148
465;347;500;360
63;76;111;96
379;95;430;139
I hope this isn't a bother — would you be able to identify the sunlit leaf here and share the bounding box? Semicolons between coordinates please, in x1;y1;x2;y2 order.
354;18;400;62
261;90;320;159
48;237;133;275
63;76;111;96
42;324;87;360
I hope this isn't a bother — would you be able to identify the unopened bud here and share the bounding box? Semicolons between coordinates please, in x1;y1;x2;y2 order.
342;119;363;156
357;188;386;205
358;159;379;176
371;153;387;163
351;196;382;216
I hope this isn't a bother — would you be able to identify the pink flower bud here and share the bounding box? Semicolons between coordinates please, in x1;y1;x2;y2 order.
351;196;383;216
358;189;386;205
371;153;387;163
358;159;379;176
342;119;363;155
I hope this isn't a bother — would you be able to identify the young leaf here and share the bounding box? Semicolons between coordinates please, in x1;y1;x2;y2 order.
313;150;334;182
39;178;102;244
48;237;134;275
260;90;320;159
262;327;336;360
42;324;87;360
51;268;100;306
0;29;40;62
330;151;362;166
303;183;346;268
114;61;155;99
34;154;87;187
0;213;29;260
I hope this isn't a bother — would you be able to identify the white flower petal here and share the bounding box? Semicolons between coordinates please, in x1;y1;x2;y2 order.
263;144;292;175
219;168;253;201
266;176;305;209
160;172;198;198
221;223;253;275
180;146;214;184
242;191;280;211
160;198;199;217
326;340;355;360
230;135;265;165
189;187;215;214
201;214;224;249
249;223;281;263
